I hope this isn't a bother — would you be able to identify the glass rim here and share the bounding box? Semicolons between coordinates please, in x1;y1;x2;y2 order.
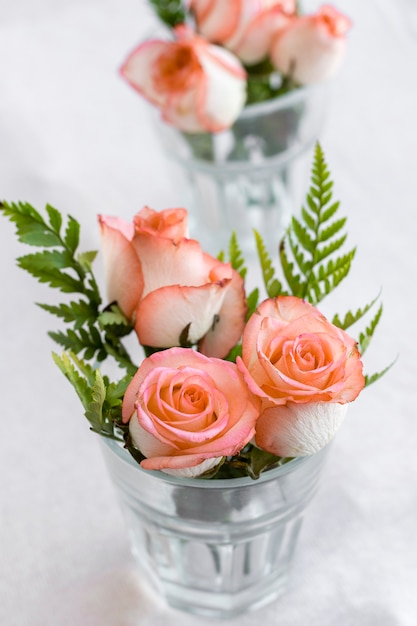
101;437;316;489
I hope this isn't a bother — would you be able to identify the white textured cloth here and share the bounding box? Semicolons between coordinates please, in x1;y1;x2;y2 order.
1;1;416;625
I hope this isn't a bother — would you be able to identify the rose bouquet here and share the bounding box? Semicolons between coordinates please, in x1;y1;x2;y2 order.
0;145;392;480
119;1;352;134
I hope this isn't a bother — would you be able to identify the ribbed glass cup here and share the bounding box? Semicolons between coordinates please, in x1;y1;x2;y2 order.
155;85;327;257
100;439;330;618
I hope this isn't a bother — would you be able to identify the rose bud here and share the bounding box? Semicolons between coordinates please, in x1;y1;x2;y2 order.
270;4;352;84
191;0;296;65
98;207;247;358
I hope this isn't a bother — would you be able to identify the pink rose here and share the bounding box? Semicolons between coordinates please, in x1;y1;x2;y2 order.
191;0;296;65
238;296;364;406
237;295;364;457
120;24;246;133
98;206;247;358
122;347;260;477
270;4;352;84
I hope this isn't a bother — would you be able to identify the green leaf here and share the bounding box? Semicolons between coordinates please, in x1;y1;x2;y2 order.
52;352;93;410
332;292;381;330
37;299;97;329
149;0;186;27
358;304;383;355
0;201;62;247
46;204;62;234
64;215;80;254
254;230;284;298
84;371;107;432
77;250;98;272
246;287;260;319
365;357;397;387
17;253;84;293
228;231;247;280
318;217;346;243
48;325;106;361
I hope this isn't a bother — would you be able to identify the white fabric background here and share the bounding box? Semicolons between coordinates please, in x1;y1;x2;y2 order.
0;1;416;625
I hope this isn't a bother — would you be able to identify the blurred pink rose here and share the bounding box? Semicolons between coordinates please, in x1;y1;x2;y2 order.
122;347;260;477
120;24;246;132
98;206;247;358
270;4;352;84
238;295;364;405
191;0;296;65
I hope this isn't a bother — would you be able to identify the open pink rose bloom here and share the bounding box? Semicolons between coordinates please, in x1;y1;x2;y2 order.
237;296;365;457
122;348;260;477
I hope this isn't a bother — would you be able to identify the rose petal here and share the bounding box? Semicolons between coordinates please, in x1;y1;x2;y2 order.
196;43;247;132
198;268;247;358
98;214;143;319
133;206;189;241
135;281;230;348
191;0;241;43
255;401;348;457
119;40;172;106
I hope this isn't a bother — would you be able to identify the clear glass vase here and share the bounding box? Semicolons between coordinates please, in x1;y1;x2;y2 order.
155;85;328;257
100;438;330;618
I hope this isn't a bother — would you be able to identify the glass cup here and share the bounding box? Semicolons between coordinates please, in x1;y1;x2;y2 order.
100;438;330;618
155;84;328;258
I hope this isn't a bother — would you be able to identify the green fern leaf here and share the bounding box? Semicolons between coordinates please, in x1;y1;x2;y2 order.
106;375;131;407
288;235;312;275
228;231;247;280
37;299;97;329
291;216;316;253
301;206;316;231
46;204;63;234
48;325;105;360
332;293;381;330
1;201;62;247
318;217;346;243
77;250;98;272
254;230;283;297
246;287;260;319
64;215;80;254
52;352;93;410
321;201;340;223
84;371;107;433
365;357;397;387
279;239;303;297
315;235;347;264
359;304;383;354
17;254;83;293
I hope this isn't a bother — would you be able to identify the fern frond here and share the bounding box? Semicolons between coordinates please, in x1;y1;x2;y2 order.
280;143;356;304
